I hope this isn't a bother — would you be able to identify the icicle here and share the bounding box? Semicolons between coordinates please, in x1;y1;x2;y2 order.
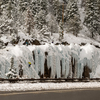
47;55;50;69
68;56;72;78
65;59;69;78
56;55;61;78
0;58;6;78
51;52;56;78
38;48;45;76
34;48;39;75
77;60;80;78
80;63;84;79
62;57;65;77
73;59;77;78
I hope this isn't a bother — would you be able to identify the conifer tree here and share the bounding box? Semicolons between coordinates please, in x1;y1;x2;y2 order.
84;0;100;38
65;0;81;36
25;7;34;35
0;0;18;35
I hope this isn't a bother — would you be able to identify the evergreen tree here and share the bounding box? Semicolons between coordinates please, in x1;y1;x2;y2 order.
6;57;18;79
46;13;58;35
59;20;64;40
25;7;34;35
34;10;46;30
84;0;100;38
65;0;81;36
41;0;47;11
31;0;41;16
0;0;18;35
56;2;63;24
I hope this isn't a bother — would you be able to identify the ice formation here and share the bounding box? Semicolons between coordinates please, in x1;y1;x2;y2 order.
0;45;39;79
0;43;100;79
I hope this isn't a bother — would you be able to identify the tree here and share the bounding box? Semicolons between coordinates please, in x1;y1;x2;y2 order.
65;0;81;36
34;10;46;30
25;7;34;35
84;0;100;38
46;13;58;35
31;0;41;16
6;57;18;79
0;0;18;35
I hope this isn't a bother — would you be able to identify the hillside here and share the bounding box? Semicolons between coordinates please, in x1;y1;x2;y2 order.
0;0;100;45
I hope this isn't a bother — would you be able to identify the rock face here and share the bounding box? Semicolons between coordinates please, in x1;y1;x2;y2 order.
82;66;91;79
23;39;41;45
31;39;41;45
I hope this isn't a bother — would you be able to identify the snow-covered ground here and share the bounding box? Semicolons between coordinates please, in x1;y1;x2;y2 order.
0;82;100;91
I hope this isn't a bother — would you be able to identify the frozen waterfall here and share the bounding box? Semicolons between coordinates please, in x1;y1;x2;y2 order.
0;43;99;79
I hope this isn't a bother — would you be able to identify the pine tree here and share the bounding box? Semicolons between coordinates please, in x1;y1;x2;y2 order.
46;13;58;35
0;0;18;35
7;0;13;19
34;10;46;30
0;1;2;15
6;57;18;79
41;0;47;11
65;0;81;36
32;0;41;16
56;2;63;24
84;0;100;38
25;7;34;35
59;20;64;40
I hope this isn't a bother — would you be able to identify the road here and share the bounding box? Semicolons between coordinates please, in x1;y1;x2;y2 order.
0;89;100;100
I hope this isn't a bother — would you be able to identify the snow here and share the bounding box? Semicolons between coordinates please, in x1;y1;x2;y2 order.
64;33;100;46
18;30;32;40
80;44;95;60
0;30;100;91
11;45;23;57
0;82;100;91
0;35;11;43
0;38;100;78
0;32;100;79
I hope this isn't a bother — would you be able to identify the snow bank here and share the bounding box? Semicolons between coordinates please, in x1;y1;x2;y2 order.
0;82;100;91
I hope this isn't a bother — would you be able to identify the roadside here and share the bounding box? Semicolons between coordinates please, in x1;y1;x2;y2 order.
0;82;100;91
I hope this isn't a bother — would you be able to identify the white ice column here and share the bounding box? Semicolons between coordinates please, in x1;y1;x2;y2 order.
80;63;84;78
56;55;61;78
38;49;45;75
65;59;69;78
34;49;39;75
62;56;65;77
68;57;72;78
50;52;56;78
0;62;5;78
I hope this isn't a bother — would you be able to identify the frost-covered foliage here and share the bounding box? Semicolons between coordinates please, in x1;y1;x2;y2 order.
0;0;100;42
0;44;99;79
65;0;81;36
6;57;18;79
0;0;18;35
84;0;100;38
